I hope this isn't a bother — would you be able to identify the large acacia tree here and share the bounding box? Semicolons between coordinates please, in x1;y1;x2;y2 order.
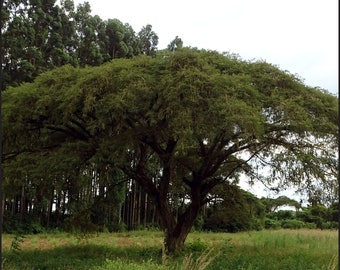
3;48;338;253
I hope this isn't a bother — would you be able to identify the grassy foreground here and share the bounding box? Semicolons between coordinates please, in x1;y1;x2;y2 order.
2;229;338;270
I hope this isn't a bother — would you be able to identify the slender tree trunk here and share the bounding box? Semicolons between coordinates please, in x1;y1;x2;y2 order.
118;202;122;225
2;193;5;218
121;198;126;226
137;184;141;227
129;188;135;230
14;195;19;215
11;197;15;216
144;193;147;227
128;189;133;229
55;191;61;226
62;191;67;217
20;185;25;223
131;182;137;229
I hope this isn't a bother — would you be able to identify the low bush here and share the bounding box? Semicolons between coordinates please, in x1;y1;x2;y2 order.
281;219;306;229
264;219;281;229
320;221;338;230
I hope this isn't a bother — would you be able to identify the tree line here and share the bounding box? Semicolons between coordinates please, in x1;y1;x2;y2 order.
1;0;164;90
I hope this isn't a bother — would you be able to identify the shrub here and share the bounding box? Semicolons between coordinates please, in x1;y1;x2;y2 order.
203;210;251;233
250;218;264;231
320;221;338;230
281;219;305;229
267;210;295;220
185;238;209;252
2;213;45;234
304;222;317;229
107;222;127;232
264;218;281;229
193;215;204;231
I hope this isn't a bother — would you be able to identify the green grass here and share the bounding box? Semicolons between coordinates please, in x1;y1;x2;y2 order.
2;229;338;270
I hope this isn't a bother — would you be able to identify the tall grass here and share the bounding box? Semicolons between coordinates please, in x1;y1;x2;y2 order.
182;247;220;270
2;229;338;270
323;254;338;270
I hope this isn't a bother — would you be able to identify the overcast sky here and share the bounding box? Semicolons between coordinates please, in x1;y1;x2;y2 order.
73;0;338;95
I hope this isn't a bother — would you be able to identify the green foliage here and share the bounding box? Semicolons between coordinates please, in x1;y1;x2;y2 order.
264;219;281;230
185;238;209;252
105;222;127;233
167;36;183;52
267;210;295;220
3;48;338;252
261;196;301;213
193;215;205;231
92;258;165;270
181;247;220;270
327;202;339;222
138;24;159;56
203;186;265;232
93;247;219;270
2;213;45;234
262;202;339;230
281;219;306;229
2;0;159;90
10;234;25;253
294;203;337;229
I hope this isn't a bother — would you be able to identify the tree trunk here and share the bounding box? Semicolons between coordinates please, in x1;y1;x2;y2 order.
144;193;148;227
163;223;191;253
121;145;203;253
20;185;25;223
55;191;61;226
158;192;202;254
137;185;141;227
2;192;5;218
131;182;136;229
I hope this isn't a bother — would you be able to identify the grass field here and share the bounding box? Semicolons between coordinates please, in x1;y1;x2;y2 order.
2;229;338;270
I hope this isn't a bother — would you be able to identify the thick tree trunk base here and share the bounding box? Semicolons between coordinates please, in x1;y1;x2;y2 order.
163;228;190;254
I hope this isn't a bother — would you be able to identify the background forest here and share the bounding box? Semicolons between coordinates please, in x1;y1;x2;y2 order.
2;0;160;90
1;0;338;239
